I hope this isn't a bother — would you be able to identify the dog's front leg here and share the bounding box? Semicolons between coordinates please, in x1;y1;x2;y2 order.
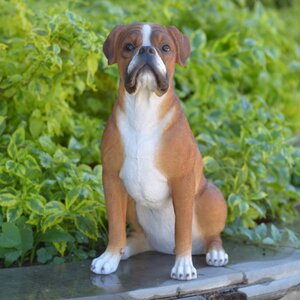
170;174;197;280
91;171;128;275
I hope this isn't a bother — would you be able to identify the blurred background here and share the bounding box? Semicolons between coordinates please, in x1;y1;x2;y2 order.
0;0;299;267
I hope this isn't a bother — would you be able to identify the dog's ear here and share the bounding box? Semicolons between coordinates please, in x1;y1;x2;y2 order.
103;25;127;65
167;26;191;66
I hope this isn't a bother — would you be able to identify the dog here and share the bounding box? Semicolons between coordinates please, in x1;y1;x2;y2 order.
91;23;228;281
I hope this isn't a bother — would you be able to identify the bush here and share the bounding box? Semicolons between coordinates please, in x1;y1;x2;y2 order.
0;0;299;267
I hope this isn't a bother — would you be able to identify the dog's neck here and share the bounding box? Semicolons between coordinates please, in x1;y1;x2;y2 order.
122;88;166;131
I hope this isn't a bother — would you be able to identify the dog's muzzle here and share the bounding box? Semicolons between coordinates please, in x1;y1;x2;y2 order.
125;46;169;96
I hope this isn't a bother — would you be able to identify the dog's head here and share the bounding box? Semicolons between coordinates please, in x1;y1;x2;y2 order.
103;23;190;96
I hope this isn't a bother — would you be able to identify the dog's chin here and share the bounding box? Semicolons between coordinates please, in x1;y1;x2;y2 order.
137;69;157;92
125;65;169;97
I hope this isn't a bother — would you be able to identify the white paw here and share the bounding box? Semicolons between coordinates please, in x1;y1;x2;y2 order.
170;256;197;281
206;248;229;266
91;251;121;274
120;242;134;260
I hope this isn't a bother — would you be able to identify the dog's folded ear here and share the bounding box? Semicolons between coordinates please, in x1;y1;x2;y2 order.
167;26;191;66
103;25;127;65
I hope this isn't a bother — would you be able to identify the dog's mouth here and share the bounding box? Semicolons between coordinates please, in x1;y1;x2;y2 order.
125;62;169;96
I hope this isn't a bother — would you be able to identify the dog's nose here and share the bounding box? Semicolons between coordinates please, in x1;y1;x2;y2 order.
139;46;155;56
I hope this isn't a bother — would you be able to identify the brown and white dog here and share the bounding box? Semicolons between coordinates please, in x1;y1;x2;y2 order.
91;23;228;281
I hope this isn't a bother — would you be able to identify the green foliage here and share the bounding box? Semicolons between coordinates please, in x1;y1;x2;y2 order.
0;0;106;266
0;217;33;266
0;0;299;266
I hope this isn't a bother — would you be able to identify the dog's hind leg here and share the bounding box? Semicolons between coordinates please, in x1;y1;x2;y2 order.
195;179;229;266
205;236;228;266
121;198;151;260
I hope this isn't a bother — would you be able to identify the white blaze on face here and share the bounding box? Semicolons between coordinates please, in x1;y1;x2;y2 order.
141;24;152;46
127;24;167;84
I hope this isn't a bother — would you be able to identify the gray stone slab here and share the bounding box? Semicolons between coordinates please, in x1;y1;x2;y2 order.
0;240;299;300
229;249;300;284
281;287;300;300
123;267;244;299
0;252;211;300
238;274;300;300
223;239;296;265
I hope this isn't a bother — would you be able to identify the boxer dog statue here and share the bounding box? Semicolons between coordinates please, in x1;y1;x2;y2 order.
91;23;228;280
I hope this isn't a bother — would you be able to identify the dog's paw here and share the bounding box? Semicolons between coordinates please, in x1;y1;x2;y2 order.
170;256;197;281
121;235;151;260
91;251;121;274
206;248;228;266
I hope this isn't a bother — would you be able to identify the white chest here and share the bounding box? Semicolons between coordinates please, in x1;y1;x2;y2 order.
117;91;172;208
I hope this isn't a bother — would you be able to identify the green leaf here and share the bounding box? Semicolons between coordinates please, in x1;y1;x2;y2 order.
20;227;33;252
37;247;56;264
24;155;41;172
7;127;25;159
203;156;220;173
24;155;42;180
53;256;65;265
255;223;267;237
41;214;64;231
7;138;17;159
40;228;74;243
6;206;23;222
262;237;276;245
285;229;299;244
39;152;52;168
0;172;14;185
0;223;21;248
4;250;22;265
75;216;98;240
271;224;281;242
0;193;18;207
27;213;40;226
228;194;242;208
239;227;255;240
45;201;66;213
234;165;248;189
72;200;98;214
5;160;26;177
250;192;268;200
29;116;44;139
53;241;66;256
39;135;56;154
0;75;22;89
250;202;266;217
0;116;6;136
239;202;249;214
0;43;8;50
26;195;46;215
192;29;207;51
66;186;83;210
87;52;99;88
5;160;18;173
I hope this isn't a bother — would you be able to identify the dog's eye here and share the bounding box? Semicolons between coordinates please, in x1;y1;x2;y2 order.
125;43;135;52
162;44;170;52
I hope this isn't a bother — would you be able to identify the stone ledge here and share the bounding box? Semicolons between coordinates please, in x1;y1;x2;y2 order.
238;274;300;300
1;240;300;300
229;251;300;284
124;268;244;299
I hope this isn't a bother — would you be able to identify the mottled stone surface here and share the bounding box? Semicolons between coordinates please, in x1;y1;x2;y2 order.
0;239;300;299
